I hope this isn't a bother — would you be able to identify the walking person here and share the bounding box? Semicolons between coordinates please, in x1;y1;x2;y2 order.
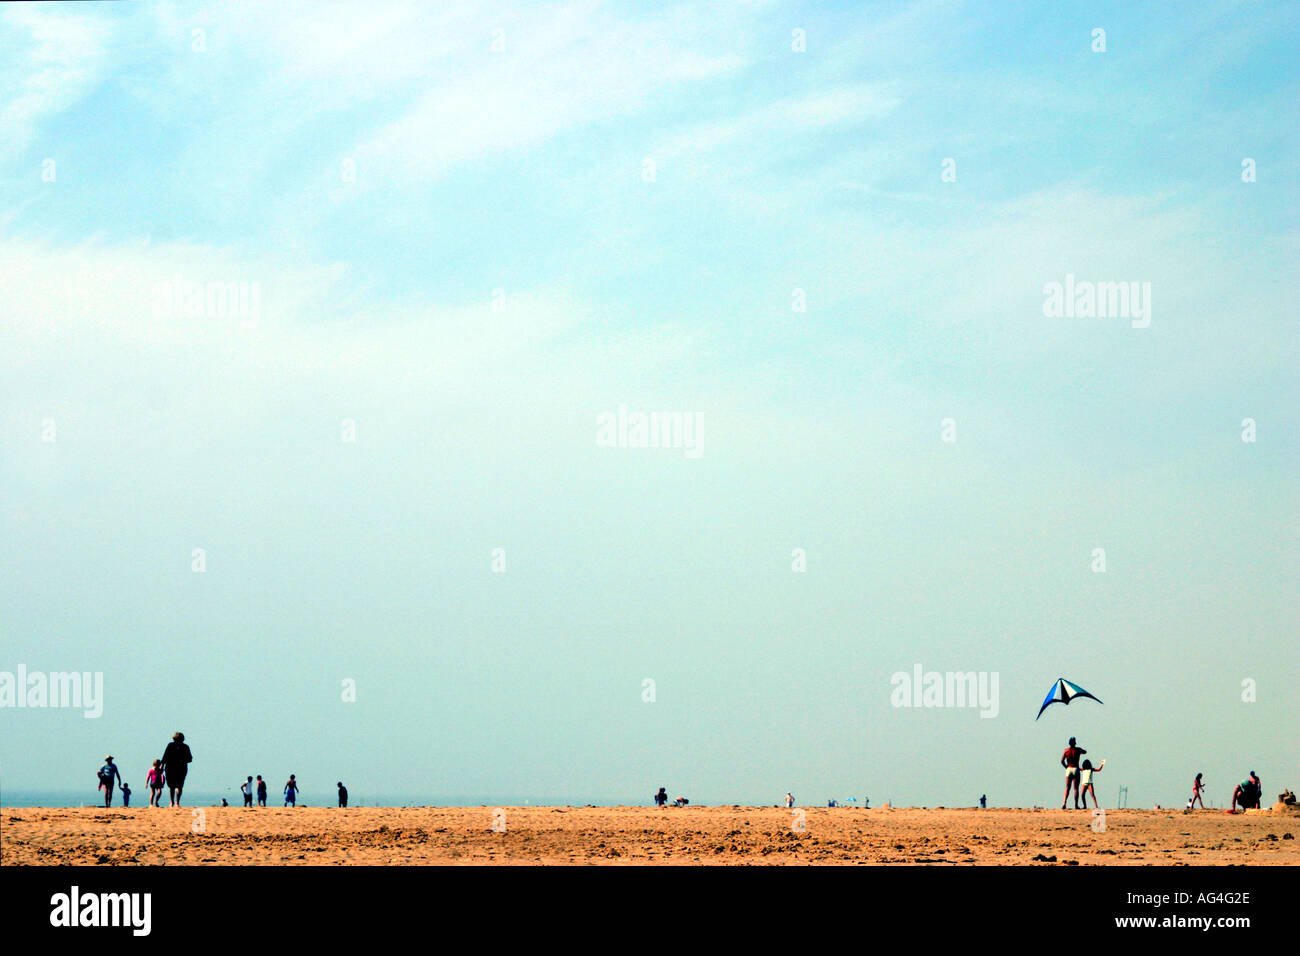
146;759;165;807
96;756;122;807
1190;772;1206;809
120;781;132;807
284;774;299;807
160;732;193;806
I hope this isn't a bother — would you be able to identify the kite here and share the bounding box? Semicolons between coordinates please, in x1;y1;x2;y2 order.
1036;677;1103;720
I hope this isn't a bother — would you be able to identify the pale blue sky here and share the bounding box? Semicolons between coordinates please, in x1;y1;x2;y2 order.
1;0;1296;808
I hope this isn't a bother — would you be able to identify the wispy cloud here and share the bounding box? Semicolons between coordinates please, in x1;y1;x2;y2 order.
0;5;113;162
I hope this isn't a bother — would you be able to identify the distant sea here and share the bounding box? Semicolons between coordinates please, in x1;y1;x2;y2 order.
0;789;662;809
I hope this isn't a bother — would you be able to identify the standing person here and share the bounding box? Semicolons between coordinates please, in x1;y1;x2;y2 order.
1079;759;1105;808
979;794;987;809
1190;773;1206;809
146;760;165;807
1060;737;1086;809
241;776;254;807
337;781;348;808
160;732;193;807
654;787;668;807
120;781;132;807
97;756;122;807
256;775;267;807
284;774;299;807
785;792;795;809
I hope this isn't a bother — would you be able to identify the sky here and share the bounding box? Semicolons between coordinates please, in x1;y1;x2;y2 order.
0;0;1296;808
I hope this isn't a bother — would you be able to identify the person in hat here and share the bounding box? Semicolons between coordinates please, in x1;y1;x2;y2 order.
159;732;193;807
96;756;122;807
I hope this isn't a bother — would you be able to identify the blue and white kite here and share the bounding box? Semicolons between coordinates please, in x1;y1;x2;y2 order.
1036;677;1103;720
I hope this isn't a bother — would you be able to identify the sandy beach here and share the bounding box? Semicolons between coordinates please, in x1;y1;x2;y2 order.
3;804;1297;866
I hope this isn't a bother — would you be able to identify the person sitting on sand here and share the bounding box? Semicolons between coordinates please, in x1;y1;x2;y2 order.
284;774;299;807
1079;758;1105;808
146;760;165;807
1231;772;1261;811
673;796;689;807
654;787;668;807
1061;737;1086;809
160;732;193;807
97;756;122;807
1190;772;1206;809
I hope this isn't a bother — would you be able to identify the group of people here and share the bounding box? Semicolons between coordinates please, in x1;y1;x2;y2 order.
234;777;348;807
1061;737;1263;812
1229;771;1263;812
96;732;192;808
95;733;352;809
653;787;688;807
1060;737;1105;809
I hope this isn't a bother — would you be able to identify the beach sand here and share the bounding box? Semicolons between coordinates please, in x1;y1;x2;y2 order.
3;804;1298;865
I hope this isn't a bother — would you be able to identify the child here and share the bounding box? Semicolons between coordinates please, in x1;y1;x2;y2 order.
120;781;132;807
1190;772;1206;809
1079;758;1105;808
146;759;165;807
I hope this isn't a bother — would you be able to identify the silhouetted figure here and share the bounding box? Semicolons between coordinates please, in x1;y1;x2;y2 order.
337;781;348;807
1231;771;1262;811
241;776;254;807
121;782;132;807
97;756;122;807
146;760;165;806
979;794;986;809
160;732;193;807
284;774;299;807
256;775;267;807
654;787;668;807
1061;737;1086;809
1190;772;1206;809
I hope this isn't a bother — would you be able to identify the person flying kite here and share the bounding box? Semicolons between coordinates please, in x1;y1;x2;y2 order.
1036;677;1103;720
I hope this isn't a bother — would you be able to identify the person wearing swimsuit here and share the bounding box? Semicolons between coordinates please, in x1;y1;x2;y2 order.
1061;737;1086;809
